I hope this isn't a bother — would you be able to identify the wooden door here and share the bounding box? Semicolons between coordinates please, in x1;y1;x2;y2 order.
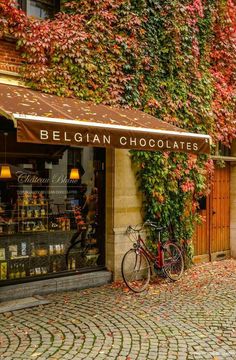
193;164;230;262
210;165;230;255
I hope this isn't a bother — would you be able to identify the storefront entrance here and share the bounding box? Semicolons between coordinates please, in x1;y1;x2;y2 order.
0;82;211;289
0;131;106;284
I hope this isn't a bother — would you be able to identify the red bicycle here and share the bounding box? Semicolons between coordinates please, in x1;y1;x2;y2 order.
121;220;184;292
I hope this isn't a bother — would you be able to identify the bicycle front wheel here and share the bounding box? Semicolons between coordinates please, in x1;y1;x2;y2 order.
163;242;184;281
121;249;151;292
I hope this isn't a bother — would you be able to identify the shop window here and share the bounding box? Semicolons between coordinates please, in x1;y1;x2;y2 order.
18;0;60;19
0;142;106;284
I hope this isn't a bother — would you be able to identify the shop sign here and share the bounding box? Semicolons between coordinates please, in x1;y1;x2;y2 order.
16;171;78;185
17;118;210;154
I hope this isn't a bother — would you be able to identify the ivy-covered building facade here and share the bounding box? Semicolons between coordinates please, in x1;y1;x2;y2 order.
0;81;210;294
0;0;235;298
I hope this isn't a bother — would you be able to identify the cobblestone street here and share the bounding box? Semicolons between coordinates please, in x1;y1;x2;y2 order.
0;259;236;360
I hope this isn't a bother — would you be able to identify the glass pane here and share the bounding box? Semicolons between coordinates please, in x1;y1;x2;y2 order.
28;0;54;19
0;141;105;283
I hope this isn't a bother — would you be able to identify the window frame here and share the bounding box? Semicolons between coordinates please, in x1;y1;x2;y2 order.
18;0;60;18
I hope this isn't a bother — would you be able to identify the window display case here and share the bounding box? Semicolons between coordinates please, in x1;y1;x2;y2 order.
0;232;72;281
18;194;48;233
0;146;106;284
0;204;17;236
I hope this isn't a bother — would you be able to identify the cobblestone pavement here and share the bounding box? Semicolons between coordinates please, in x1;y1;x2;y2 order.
0;259;236;360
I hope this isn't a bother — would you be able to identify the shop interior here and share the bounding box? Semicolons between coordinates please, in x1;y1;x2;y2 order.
0;128;106;283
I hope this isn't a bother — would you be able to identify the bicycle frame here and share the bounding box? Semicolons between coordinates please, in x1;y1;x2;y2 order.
136;233;164;268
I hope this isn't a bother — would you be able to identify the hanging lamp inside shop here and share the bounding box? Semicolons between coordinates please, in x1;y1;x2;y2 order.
69;167;80;180
0;132;12;179
0;165;11;178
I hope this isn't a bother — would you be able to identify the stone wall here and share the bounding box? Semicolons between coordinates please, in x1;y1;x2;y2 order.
106;148;142;280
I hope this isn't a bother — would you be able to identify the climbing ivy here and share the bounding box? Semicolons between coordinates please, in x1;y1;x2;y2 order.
0;0;235;261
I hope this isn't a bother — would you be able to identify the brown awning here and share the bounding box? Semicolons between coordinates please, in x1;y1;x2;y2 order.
0;83;211;154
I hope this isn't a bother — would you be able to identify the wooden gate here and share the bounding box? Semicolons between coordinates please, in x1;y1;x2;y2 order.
193;164;230;263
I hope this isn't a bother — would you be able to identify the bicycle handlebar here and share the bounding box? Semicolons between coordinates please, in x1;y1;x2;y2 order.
126;220;166;234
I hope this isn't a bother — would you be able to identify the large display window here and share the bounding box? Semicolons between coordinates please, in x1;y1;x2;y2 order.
0;137;106;284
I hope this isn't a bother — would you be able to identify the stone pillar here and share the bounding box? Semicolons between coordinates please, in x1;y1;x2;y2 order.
230;141;236;257
105;148;143;280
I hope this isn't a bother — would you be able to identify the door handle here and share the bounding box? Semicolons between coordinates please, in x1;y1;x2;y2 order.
212;210;216;215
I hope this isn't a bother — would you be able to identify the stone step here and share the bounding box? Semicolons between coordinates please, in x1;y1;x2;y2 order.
0;295;50;314
0;270;112;302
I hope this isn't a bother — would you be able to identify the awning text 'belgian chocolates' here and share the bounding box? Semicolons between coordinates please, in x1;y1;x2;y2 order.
0;84;211;154
16;116;209;153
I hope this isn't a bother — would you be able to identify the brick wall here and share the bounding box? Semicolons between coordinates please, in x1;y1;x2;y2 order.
0;38;22;73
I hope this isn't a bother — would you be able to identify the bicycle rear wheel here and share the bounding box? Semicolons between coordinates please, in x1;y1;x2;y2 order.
163;242;184;281
121;249;151;292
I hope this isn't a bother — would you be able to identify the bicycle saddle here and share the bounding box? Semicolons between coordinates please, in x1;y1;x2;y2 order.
145;220;165;231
